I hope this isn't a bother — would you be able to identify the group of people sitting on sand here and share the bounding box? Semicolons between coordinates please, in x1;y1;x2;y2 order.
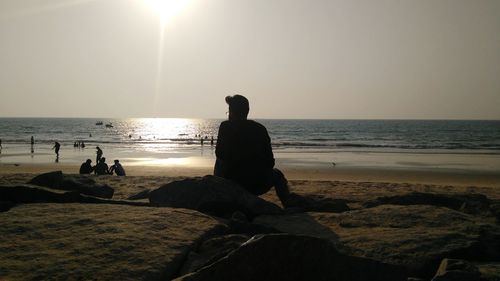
79;146;126;176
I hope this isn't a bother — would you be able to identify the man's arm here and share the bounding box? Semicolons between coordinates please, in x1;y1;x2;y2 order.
214;122;232;176
215;122;229;160
262;127;275;169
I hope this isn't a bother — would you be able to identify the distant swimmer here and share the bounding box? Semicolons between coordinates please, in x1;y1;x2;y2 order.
79;159;94;174
96;146;103;163
109;159;126;176
53;141;61;157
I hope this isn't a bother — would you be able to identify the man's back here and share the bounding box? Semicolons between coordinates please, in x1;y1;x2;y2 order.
95;162;109;175
215;119;275;191
79;162;93;174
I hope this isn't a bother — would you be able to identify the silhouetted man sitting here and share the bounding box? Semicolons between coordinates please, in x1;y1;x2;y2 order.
109;159;126;176
94;157;110;175
215;95;301;207
79;159;94;174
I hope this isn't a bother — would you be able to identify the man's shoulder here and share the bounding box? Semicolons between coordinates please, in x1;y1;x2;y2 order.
220;119;266;129
246;120;268;134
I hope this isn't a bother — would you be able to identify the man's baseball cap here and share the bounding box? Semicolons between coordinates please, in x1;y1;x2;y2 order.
225;95;249;112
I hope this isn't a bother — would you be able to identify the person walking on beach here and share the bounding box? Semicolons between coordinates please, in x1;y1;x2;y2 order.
96;146;103;163
53;141;61;157
94;157;110;175
214;95;303;207
109;159;126;176
79;159;94;174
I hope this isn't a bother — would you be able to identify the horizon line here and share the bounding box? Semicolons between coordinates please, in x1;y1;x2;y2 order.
1;116;499;121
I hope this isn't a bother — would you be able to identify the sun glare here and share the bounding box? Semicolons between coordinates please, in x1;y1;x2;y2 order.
143;0;192;23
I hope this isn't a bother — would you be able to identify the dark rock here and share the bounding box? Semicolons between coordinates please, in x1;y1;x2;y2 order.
255;213;340;242
1;184;79;203
60;177;114;199
363;192;491;215
475;262;500;281
0;203;225;281
28;171;63;187
149;175;283;218
178;234;251;276
490;201;500;223
255;205;500;279
174;234;408;281
432;259;481;281
285;193;350;213
127;189;150;200
0;201;16;212
28;171;114;199
0;185;149;207
227;220;281;236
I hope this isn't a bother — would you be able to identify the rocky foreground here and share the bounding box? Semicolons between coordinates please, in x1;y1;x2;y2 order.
0;172;499;281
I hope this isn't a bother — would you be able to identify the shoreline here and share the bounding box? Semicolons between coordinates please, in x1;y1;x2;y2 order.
1;162;499;187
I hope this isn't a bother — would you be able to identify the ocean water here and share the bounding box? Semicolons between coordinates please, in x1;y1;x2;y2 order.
1;118;499;170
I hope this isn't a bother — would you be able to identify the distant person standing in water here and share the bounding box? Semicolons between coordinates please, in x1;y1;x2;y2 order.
31;136;34;145
109;160;126;176
53;141;61;157
96;146;103;163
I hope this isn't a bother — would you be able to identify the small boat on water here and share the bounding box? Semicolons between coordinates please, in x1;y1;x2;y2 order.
105;123;113;128
95;121;103;125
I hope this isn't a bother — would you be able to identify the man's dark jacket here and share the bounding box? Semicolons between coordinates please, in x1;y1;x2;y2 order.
215;119;275;194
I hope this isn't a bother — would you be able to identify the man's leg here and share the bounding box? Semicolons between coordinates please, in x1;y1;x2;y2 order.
272;168;290;203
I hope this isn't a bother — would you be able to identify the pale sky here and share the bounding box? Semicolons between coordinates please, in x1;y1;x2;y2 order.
0;0;499;119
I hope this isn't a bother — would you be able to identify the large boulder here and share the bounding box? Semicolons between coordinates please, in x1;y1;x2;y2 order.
174;234;408;281
0;201;16;212
148;175;283;218
178;234;251;276
255;205;500;279
255;212;339;242
28;171;114;199
475;262;500;281
0;203;226;280
363;192;491;215
0;185;149;207
0;184;83;203
285;193;350;213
